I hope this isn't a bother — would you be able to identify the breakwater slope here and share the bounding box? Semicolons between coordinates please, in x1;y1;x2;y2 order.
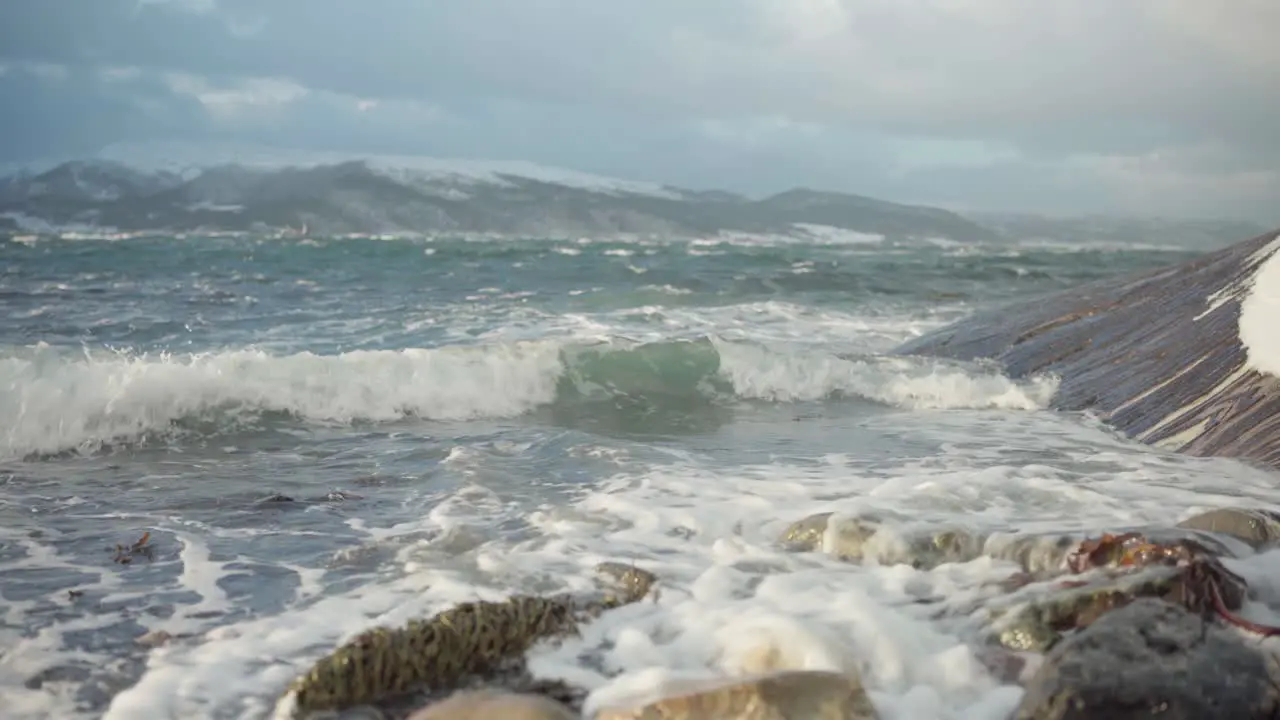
895;229;1280;471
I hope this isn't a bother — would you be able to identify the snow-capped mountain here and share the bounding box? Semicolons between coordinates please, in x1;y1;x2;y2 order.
0;141;1005;240
0;159;183;204
0;142;1264;245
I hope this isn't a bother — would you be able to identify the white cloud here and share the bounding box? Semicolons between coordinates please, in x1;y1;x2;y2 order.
20;61;69;81
135;0;265;39
697;116;822;149
1140;0;1280;72
99;66;142;83
655;0;1271;134
163;72;308;119
224;14;267;38
1063;141;1280;217
135;0;218;14
887;138;1020;175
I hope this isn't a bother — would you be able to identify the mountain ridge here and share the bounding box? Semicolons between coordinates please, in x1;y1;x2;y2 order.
0;143;1268;246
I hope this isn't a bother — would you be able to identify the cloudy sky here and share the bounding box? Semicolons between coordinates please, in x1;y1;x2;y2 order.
2;0;1278;222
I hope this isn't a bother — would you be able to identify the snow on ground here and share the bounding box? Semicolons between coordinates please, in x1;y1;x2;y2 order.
1239;233;1280;378
90;141;686;199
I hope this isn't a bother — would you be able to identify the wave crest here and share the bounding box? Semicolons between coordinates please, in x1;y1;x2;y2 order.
0;338;1057;458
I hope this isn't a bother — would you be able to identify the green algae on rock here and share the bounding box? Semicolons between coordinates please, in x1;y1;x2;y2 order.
279;563;657;718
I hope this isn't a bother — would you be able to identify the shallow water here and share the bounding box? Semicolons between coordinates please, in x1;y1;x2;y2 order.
2;231;1278;719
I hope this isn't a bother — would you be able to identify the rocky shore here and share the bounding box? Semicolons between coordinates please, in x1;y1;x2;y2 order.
271;507;1280;720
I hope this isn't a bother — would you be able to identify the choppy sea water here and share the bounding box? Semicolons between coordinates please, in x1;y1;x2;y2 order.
3;232;1279;719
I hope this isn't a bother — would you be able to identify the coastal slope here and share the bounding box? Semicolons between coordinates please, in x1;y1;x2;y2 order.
895;229;1280;471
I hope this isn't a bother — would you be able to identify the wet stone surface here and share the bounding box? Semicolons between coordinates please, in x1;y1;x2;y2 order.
592;669;880;720
1013;598;1280;720
275;507;1280;719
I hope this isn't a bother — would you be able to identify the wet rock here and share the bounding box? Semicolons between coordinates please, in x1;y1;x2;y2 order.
325;490;364;502
1177;507;1280;549
593;670;879;720
407;690;575;720
777;512;983;570
778;512;835;550
1013;598;1280;719
24;664;91;689
281;563;657;717
258;493;295;503
986;556;1247;652
783;511;1265;579
111;530;154;564
135;629;174;647
779;512;1104;576
974;646;1043;686
983;534;1080;577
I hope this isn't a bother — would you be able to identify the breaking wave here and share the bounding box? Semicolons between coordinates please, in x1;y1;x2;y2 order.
0;338;1057;458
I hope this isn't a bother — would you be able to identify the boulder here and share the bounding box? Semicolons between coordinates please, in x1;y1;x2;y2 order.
1013;598;1280;719
408;689;576;719
281;562;656;716
1176;508;1280;549
592;669;879;719
777;512;982;570
781;511;1260;577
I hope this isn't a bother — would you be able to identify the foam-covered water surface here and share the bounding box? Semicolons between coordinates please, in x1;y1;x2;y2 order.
3;233;1274;719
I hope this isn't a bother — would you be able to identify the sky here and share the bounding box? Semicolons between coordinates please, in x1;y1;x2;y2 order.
2;0;1278;223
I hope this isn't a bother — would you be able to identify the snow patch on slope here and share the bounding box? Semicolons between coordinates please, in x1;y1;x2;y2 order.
93;141;685;199
1239;233;1280;378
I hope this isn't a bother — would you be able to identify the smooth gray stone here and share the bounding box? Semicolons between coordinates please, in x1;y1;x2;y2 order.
1014;598;1280;720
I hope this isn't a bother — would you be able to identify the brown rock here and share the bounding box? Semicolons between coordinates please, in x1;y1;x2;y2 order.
592;670;879;719
1176;507;1280;549
778;512;982;570
135;629;174;647
985;554;1250;652
407;689;577;720
778;512;836;551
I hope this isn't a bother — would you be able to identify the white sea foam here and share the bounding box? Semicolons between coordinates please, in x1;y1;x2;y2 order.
791;223;886;245
1239;233;1280;378
70;428;1280;720
0;342;565;457
0;335;1053;458
1011;238;1191;254
713;339;1057;409
584;300;966;351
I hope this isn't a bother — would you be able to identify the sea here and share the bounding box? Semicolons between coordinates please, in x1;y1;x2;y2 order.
4;230;1280;720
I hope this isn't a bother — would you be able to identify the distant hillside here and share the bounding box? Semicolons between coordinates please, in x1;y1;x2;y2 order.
1;143;1266;246
0;143;997;241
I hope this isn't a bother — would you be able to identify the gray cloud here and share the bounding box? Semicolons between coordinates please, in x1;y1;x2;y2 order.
2;0;1277;222
0;62;210;162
